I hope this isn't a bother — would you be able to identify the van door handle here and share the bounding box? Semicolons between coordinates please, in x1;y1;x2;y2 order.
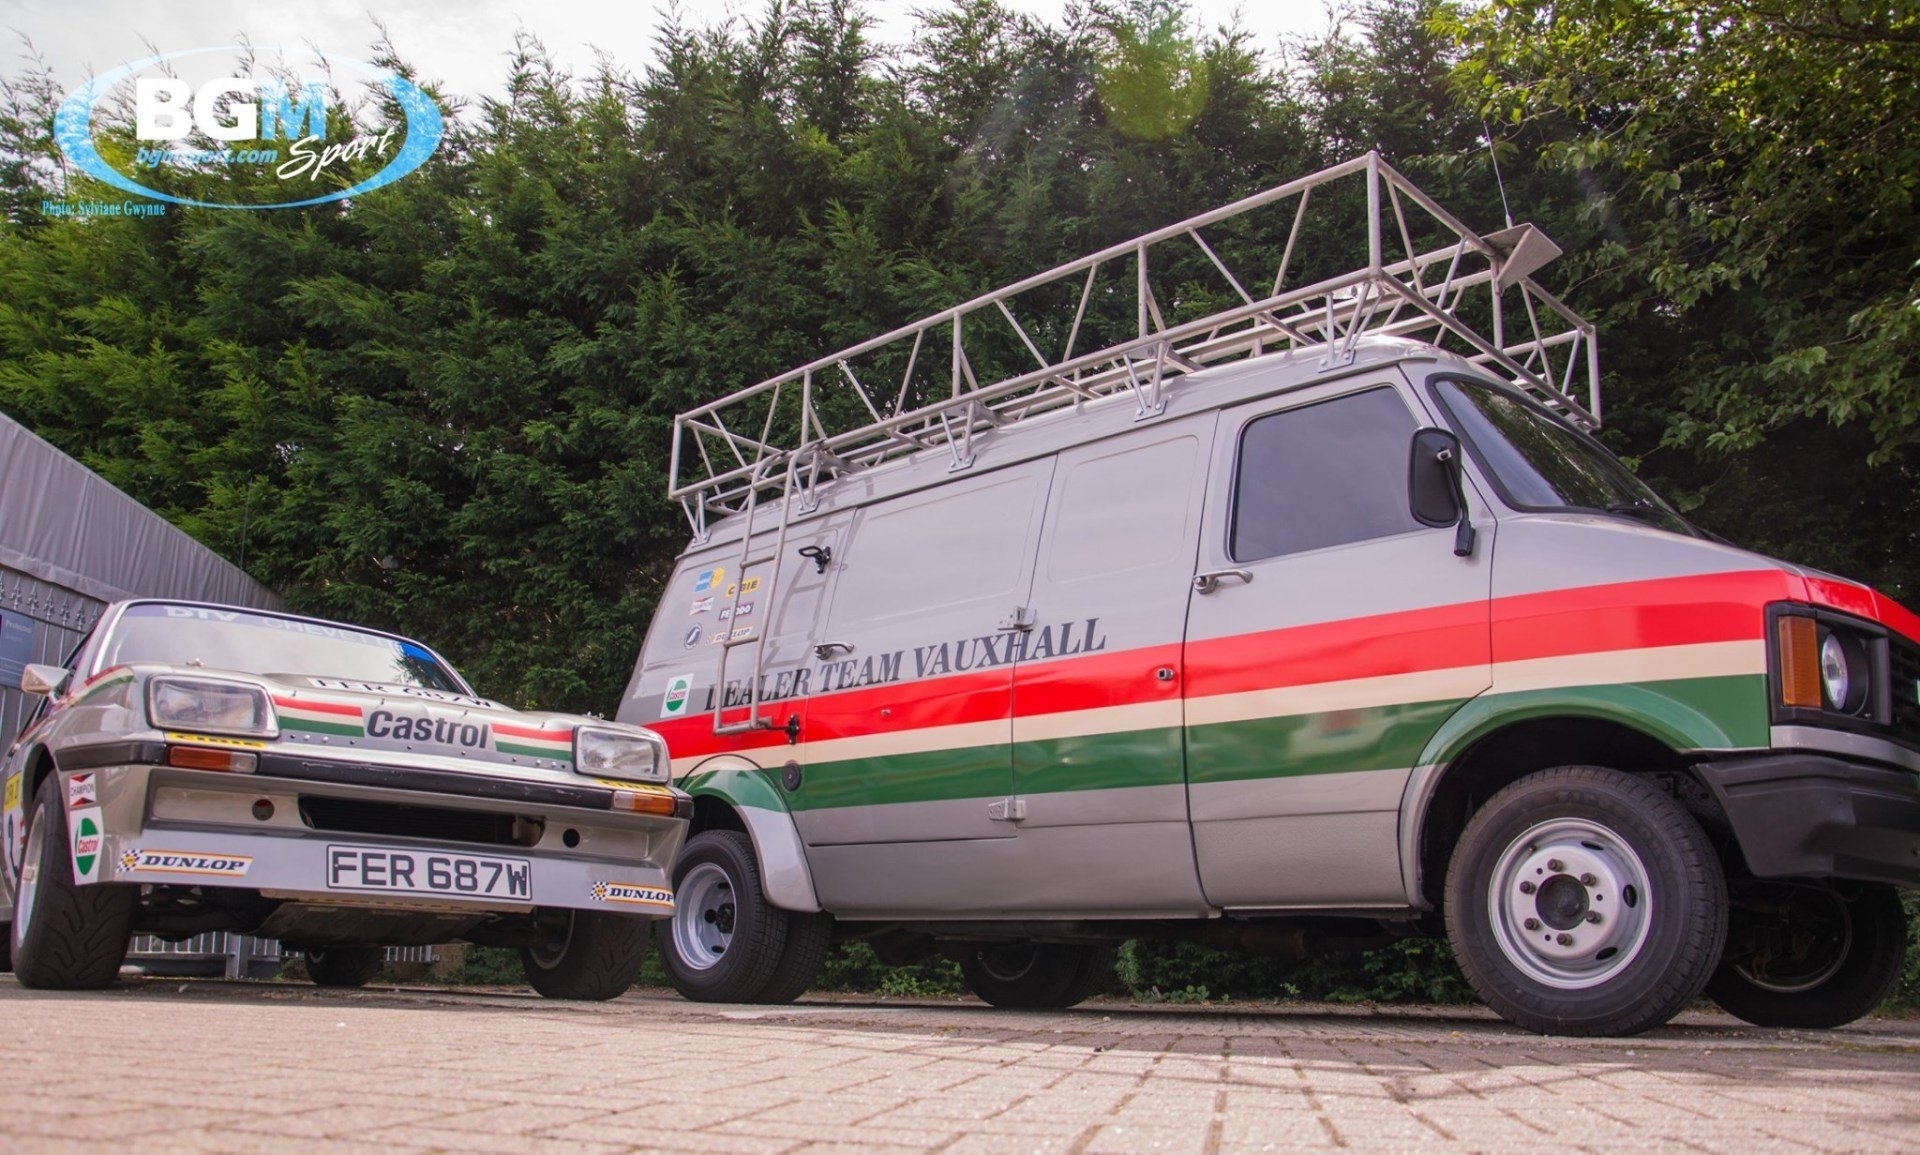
1193;569;1253;595
814;642;853;660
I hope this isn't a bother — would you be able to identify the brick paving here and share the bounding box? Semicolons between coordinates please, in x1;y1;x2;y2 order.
3;977;1917;1152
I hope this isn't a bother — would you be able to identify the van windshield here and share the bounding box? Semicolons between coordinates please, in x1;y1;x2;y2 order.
99;604;467;692
1432;379;1696;536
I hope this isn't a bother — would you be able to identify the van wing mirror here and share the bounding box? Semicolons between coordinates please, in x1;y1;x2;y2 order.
1408;427;1477;558
20;663;70;698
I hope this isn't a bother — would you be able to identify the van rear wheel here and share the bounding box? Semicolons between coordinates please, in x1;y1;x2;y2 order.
1444;765;1726;1036
656;830;789;1002
959;943;1110;1009
1706;881;1906;1029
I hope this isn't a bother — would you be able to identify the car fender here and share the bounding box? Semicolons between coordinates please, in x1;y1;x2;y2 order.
678;756;821;913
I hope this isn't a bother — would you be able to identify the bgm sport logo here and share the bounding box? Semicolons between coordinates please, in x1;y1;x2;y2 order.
53;46;443;212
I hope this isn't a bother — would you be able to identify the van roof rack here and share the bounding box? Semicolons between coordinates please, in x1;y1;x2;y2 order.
670;151;1598;537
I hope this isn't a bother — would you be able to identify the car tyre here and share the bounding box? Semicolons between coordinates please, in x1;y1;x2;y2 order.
521;911;651;1001
304;946;387;988
1706;882;1906;1029
1445;765;1726;1036
10;775;136;990
959;943;1111;1009
656;830;788;1002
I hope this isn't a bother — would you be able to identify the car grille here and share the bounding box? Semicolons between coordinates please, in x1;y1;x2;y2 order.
297;797;538;848
1892;636;1920;746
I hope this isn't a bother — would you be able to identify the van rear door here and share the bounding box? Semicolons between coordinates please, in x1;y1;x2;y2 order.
1183;375;1493;909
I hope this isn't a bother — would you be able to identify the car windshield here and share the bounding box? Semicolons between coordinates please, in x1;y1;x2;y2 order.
98;604;466;692
1433;379;1696;536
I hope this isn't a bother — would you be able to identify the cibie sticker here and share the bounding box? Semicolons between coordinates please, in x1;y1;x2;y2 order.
118;848;252;878
693;567;725;594
70;807;104;883
589;882;673;911
67;772;97;809
661;674;694;719
723;577;762;598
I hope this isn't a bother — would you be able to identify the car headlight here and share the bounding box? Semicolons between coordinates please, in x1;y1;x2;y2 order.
148;677;278;738
1818;628;1870;714
573;726;669;784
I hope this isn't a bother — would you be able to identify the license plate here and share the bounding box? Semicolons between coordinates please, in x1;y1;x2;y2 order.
324;844;532;901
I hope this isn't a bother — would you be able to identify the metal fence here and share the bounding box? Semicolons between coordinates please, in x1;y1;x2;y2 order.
126;933;439;979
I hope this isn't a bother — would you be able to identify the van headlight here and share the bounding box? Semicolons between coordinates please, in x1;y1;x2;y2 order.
574;726;669;784
1775;611;1875;718
148;677;278;738
1818;628;1871;714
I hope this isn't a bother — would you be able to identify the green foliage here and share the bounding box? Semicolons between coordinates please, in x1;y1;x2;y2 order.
1117;937;1475;1005
815;940;966;997
451;946;525;985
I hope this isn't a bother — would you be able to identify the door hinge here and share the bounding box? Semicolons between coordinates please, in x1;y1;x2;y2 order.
997;606;1036;632
986;797;1027;822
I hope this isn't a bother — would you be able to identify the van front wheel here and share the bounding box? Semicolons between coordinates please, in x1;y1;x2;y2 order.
1445;765;1727;1036
656;830;789;1002
1706;881;1906;1029
958;943;1110;1009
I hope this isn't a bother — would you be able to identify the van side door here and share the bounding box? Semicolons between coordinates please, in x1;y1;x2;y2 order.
788;459;1055;915
1008;413;1217;915
1183;376;1493;910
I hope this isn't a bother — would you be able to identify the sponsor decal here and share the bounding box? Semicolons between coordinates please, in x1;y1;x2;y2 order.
589;882;674;910
4;773;19;810
307;680;490;708
366;709;490;750
163;732;267;749
118;848;253;878
493;722;573;762
55;46;443;213
708;627;753;646
693;567;726;594
662;674;694;719
723;577;763;598
718;601;755;621
273;694;367;737
70;808;104;883
683;624;703;649
689;596;713;616
67;773;97;809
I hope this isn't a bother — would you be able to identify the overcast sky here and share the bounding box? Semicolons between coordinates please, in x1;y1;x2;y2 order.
6;1;1351;107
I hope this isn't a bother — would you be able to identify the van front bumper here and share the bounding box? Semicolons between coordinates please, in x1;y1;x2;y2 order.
1695;754;1920;888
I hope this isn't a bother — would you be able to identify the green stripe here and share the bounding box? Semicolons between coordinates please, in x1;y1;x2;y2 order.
497;739;572;761
1186;697;1467;786
280;716;364;737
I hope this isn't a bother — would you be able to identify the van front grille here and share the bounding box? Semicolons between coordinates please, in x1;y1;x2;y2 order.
297;798;537;848
1891;637;1920;746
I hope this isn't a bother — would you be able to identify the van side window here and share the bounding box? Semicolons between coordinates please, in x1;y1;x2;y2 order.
1230;387;1422;562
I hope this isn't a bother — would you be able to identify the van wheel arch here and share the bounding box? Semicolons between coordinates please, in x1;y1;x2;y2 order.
690;794;750;838
1417;717;1692;911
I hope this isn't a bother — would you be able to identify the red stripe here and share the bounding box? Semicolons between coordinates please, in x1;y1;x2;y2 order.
494;721;572;742
1493;569;1799;664
1185;601;1488;700
1803;577;1920;644
270;695;362;717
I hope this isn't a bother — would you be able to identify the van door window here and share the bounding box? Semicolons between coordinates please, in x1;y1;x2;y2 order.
1229;386;1422;561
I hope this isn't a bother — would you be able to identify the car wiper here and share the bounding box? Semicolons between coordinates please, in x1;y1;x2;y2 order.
1602;501;1668;524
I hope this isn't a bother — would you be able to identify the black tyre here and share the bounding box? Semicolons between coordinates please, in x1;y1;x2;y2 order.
1444;766;1727;1036
958;943;1111;1009
10;775;136;990
750;911;833;1005
1706;882;1907;1029
656;830;789;1002
521;911;651;1001
303;947;386;988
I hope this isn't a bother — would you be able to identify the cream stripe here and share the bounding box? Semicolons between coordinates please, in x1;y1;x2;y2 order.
1490;639;1764;694
1184;666;1489;730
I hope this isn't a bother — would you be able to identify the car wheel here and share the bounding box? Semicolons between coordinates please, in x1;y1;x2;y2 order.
1444;765;1726;1036
655;830;788;1002
959;943;1111;1009
1706;881;1906;1029
10;775;136;990
521;910;650;1001
303;947;386;988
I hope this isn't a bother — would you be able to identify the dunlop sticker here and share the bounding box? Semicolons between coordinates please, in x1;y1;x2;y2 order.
70;807;104;883
589;882;673;910
118;848;253;878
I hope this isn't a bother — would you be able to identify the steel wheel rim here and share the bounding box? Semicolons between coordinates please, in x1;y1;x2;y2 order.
14;805;45;947
977;945;1040;983
527;914;575;971
673;862;736;971
1487;817;1653;990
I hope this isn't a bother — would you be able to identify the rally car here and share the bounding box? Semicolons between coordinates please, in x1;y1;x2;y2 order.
2;600;688;997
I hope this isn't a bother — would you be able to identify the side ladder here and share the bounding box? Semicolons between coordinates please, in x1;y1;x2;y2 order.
708;451;802;735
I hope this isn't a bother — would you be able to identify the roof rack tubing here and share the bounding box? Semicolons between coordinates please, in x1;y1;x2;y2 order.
1366;153;1383;276
1378;165;1503;267
1062;262;1099;363
1187;228;1255;305
994;298;1054;372
893;328;923;418
1274;186;1311;297
839;360;887;424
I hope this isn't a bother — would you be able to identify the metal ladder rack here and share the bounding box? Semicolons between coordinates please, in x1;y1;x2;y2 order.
671;151;1601;734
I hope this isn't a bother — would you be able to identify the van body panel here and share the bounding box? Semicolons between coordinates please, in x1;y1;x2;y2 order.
679;762;821;912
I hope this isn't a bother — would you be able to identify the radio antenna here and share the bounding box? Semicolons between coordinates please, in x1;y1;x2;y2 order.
1483;120;1514;228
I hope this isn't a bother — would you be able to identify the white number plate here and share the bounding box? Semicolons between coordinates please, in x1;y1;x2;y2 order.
324;845;532;901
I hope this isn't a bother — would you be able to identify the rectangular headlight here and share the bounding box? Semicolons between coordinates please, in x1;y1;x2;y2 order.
148;677;278;739
574;726;669;784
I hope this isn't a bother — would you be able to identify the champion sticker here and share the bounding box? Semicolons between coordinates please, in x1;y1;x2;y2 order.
70;807;104;883
67;773;97;809
693;567;725;594
589;882;673;910
689;596;713;615
662;673;694;718
118;848;253;878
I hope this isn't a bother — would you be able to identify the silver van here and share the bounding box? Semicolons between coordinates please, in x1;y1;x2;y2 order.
615;155;1920;1035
